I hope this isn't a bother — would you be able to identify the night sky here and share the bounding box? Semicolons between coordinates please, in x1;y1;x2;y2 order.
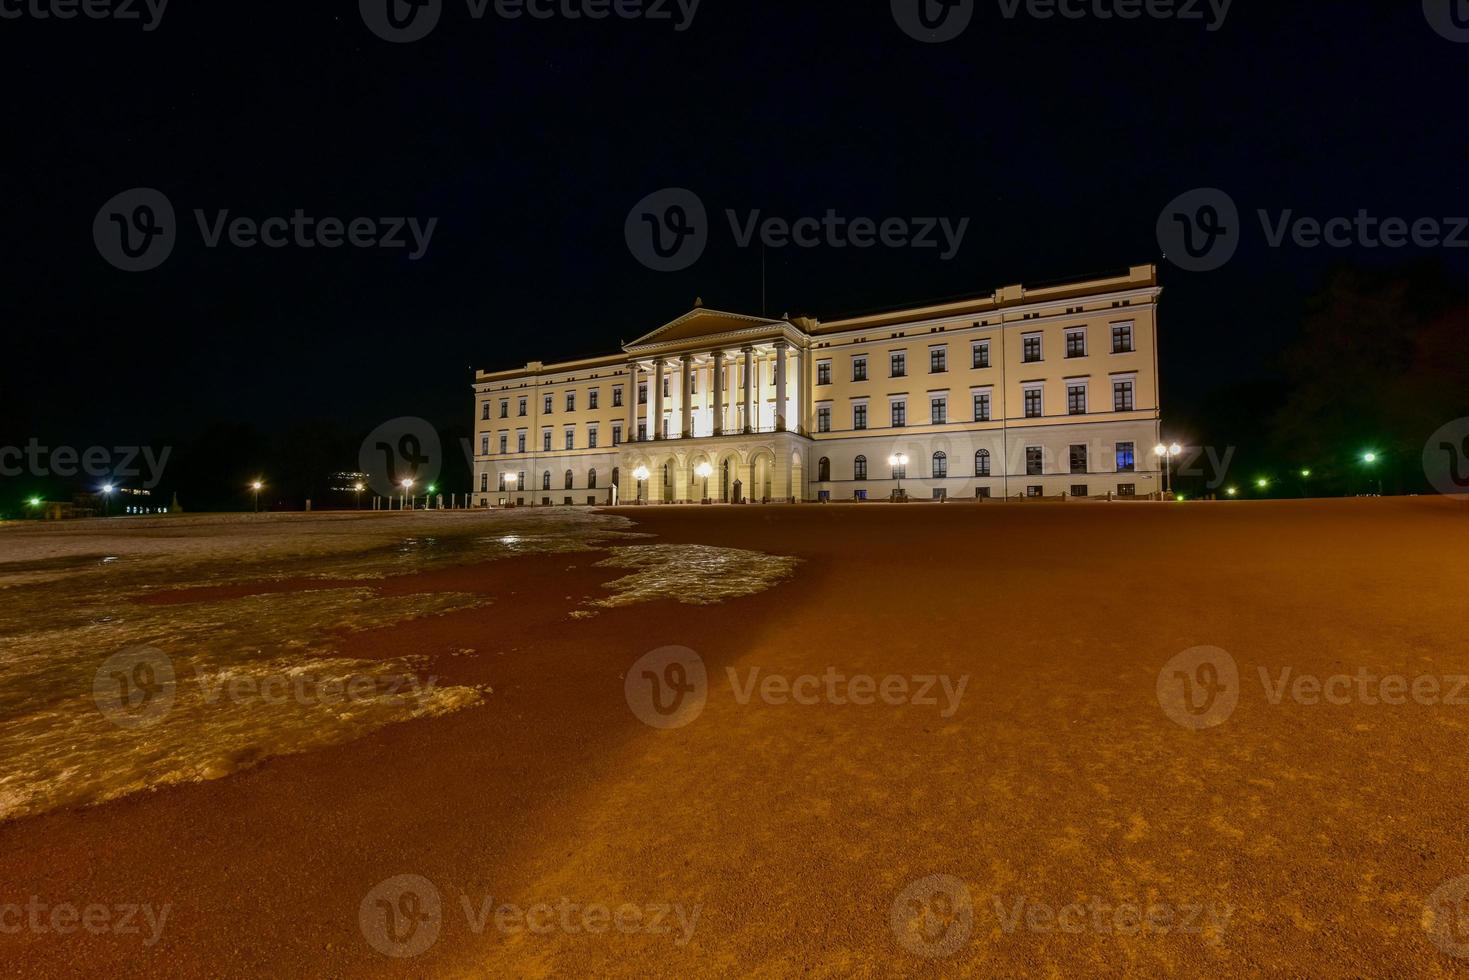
3;1;1466;468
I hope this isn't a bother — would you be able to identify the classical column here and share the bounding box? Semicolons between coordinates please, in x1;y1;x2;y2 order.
792;346;804;435
774;341;789;432
741;346;754;434
626;363;640;442
680;354;694;439
652;358;665;440
712;350;725;436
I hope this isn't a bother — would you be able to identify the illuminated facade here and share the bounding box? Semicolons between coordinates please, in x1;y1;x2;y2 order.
472;265;1164;505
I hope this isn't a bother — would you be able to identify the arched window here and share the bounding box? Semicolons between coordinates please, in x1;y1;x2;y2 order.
818;457;831;481
854;455;868;480
542;471;552;490
663;464;671;487
564;469;574;490
975;450;991;477
932;451;948;478
588;469;598;489
611;467;619;489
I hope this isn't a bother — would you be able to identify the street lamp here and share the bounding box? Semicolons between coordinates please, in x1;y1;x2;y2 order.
695;461;713;504
250;480;264;512
888;452;908;499
401;478;415;511
1154;442;1182;496
633;465;650;504
353;482;364;509
1226;487;1238;497
100;483;114;516
1361;451;1382;495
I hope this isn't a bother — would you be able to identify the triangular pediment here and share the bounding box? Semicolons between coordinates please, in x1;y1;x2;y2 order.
625;308;784;350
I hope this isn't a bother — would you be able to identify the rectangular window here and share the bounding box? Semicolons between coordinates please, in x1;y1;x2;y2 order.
542;430;552;452
690;373;697;394
853;403;868;430
972;341;990;369
891;458;907;480
1112;323;1134;353
589;390;599;410
517;472;525;490
1023;335;1042;363
613;386;623;407
1118;483;1137;497
588;428;598;449
499;434;508;454
817;361;831;386
637;422;647;442
1067;385;1087;415
481;403;490;421
663;377;669;398
499;399;509;418
930;397;947;424
480;435;489;455
890;352;906;378
1024;388;1043;418
638;383;648;405
518;398;527;417
1027;485;1043;498
817;406;831;433
929;347;947;373
498;473;507;492
1070;444;1088;474
1116;442;1136;473
544;395;553;414
973;393;991;422
516;433;526;453
565;393;575;412
1065;330;1087;358
852;356;868;382
1071;484;1089;498
612;423;622;446
1026;446;1043;476
891;400;907;427
1113;380;1135;412
481;473;489;492
565;430;574;451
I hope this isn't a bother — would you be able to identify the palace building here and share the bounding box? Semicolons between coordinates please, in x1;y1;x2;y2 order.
472;264;1164;506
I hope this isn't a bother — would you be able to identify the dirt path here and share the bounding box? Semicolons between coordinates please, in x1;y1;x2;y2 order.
2;499;1467;977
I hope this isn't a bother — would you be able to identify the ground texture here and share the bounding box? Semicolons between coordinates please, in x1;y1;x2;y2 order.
1;499;1467;978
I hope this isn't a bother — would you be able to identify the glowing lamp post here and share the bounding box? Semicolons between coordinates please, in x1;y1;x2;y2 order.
101;483;114;517
250;481;264;513
889;452;908;500
353;482;364;510
633;465;650;504
1361;452;1382;495
696;461;713;504
401;478;415;511
1154;442;1182;496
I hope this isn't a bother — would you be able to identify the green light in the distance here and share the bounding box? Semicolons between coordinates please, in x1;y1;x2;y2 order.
1300;469;1311;478
28;497;42;507
1226;487;1238;496
1256;478;1269;489
1362;452;1378;464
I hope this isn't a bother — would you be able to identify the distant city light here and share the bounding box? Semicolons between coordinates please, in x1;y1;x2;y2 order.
101;484;115;493
1362;452;1378;464
1256;478;1269;489
1226;487;1238;496
1300;469;1311;478
28;497;41;507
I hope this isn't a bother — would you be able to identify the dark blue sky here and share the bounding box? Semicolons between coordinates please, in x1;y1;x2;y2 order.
3;0;1466;448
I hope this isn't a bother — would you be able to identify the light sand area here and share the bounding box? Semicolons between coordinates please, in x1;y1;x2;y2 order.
1;498;1467;978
